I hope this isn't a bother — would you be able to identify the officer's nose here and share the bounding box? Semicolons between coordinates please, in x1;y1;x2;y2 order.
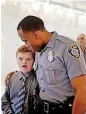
25;42;34;52
25;42;29;48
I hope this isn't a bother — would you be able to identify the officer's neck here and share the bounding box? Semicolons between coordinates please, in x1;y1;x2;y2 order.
40;31;52;51
43;31;52;45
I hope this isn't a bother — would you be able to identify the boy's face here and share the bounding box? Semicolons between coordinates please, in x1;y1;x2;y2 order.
17;52;34;74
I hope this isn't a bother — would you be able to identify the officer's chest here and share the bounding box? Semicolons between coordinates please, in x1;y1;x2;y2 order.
35;45;65;70
35;46;66;84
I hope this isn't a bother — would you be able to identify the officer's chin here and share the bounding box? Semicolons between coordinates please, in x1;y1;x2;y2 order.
34;47;41;52
35;50;41;52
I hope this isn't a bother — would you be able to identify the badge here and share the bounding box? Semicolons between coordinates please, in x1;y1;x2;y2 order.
67;44;80;59
48;51;54;62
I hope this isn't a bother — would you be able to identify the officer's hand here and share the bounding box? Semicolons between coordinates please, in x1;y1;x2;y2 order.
5;72;15;85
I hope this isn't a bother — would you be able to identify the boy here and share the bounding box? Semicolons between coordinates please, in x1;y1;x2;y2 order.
1;45;39;114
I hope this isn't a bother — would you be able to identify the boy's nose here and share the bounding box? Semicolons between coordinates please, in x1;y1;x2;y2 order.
22;59;26;64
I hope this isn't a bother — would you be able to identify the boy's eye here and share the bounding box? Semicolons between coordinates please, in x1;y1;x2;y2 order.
27;58;31;61
19;57;22;61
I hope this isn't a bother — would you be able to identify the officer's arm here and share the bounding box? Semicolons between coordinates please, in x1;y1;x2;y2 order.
71;75;86;114
5;72;15;85
1;79;14;114
63;43;86;114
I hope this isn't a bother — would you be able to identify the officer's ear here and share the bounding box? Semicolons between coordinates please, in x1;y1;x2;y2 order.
33;31;39;39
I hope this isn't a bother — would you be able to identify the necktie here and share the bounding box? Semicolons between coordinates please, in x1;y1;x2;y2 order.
15;76;26;114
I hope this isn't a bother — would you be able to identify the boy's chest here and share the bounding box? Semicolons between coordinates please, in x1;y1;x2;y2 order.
10;78;37;101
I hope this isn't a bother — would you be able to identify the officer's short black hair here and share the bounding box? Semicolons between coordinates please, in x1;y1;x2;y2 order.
17;15;45;31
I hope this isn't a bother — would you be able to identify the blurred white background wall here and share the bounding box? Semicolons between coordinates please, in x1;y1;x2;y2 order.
1;0;86;94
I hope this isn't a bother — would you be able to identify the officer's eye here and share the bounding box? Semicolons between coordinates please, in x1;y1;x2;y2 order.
22;40;28;44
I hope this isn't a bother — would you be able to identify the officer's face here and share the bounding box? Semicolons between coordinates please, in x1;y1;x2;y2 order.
18;29;43;52
17;52;34;75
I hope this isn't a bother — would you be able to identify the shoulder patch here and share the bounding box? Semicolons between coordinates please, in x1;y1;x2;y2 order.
67;44;80;59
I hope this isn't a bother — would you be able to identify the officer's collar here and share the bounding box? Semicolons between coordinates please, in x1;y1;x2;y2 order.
46;31;59;48
40;31;59;54
19;70;34;80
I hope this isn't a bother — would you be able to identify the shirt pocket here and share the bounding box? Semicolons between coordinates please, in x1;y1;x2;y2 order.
41;58;61;85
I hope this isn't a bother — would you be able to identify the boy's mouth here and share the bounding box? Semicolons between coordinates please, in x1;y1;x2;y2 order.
22;65;27;68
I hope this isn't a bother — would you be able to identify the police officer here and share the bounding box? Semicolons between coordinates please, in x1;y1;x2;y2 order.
16;16;86;114
77;33;86;63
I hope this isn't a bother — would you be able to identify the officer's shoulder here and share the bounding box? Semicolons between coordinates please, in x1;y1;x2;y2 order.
57;35;76;45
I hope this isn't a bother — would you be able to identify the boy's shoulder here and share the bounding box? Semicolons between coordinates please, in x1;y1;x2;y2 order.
8;71;20;83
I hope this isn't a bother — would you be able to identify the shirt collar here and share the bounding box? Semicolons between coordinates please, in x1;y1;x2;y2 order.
40;31;59;54
46;31;58;48
19;70;34;80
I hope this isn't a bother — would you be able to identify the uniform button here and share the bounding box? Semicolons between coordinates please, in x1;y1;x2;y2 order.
50;68;52;70
69;103;72;107
43;90;45;92
52;107;54;110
